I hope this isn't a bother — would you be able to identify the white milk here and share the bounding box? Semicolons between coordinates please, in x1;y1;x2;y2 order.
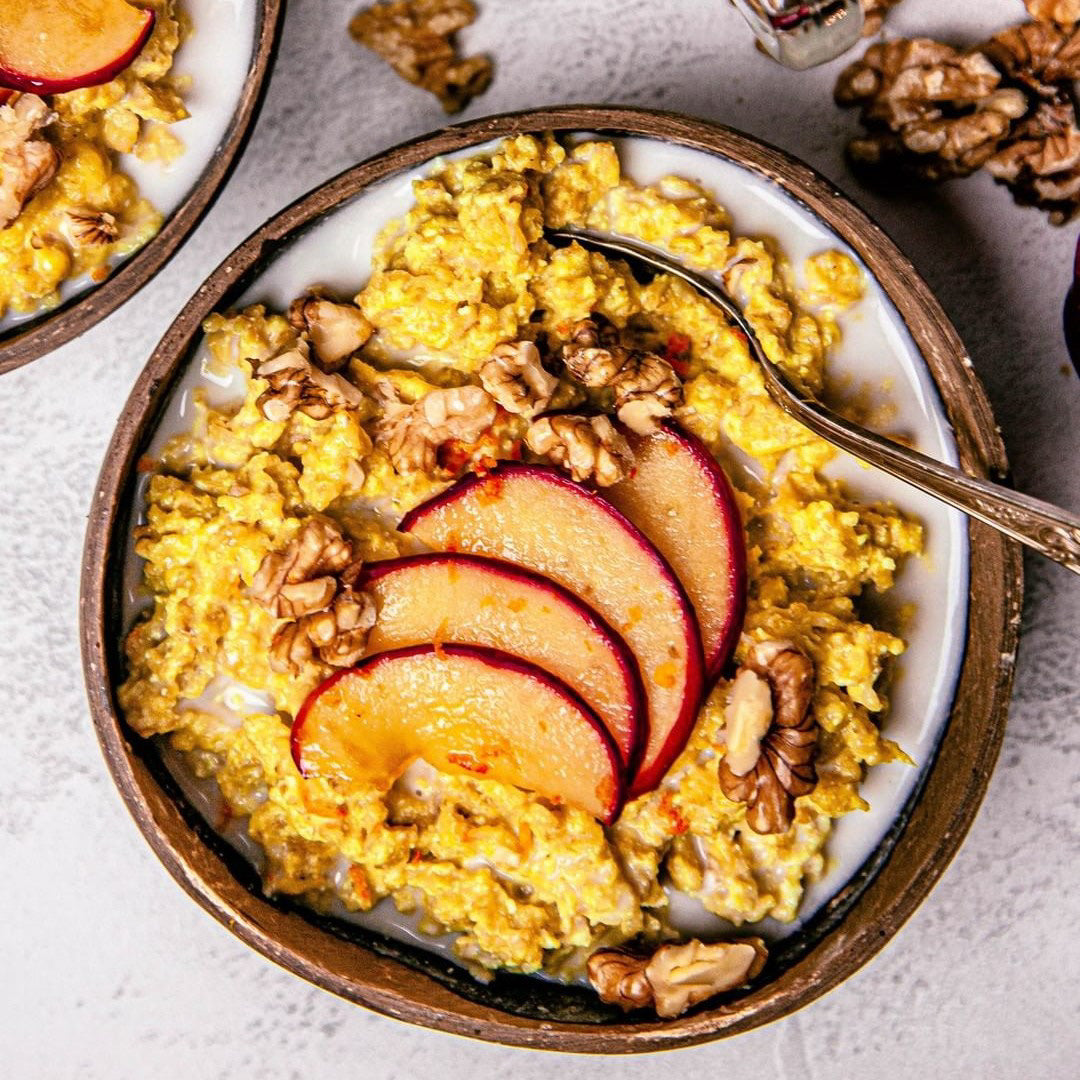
122;133;969;966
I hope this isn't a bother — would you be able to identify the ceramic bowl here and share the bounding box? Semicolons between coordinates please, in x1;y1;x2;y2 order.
80;106;1023;1052
0;0;284;374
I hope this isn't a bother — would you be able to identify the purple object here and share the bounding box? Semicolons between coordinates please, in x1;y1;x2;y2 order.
1064;233;1080;376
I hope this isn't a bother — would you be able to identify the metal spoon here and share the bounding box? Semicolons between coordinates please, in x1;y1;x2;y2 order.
549;227;1080;575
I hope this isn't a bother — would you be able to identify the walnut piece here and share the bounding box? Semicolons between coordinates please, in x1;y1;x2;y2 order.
0;93;60;229
837;41;1025;180
861;0;905;38
251;518;354;618
376;383;497;474
253;519;376;675
983;20;1080;99
986;99;1080;223
288;292;373;371
1025;0;1080;25
478;340;557;417
721;668;775;777
561;317;683;434
562;316;623;385
585;950;654;1011
587;939;767;1018
270;582;376;673
718;641;818;835
255;341;367;423
611;352;683;435
525;413;634;487
348;0;493;114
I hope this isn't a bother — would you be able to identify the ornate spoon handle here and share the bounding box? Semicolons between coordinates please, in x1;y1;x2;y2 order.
757;373;1080;573
550;228;1080;575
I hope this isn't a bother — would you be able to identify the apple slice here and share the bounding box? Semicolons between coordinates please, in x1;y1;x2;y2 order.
605;424;747;680
0;1;156;95
359;553;646;771
400;464;704;797
291;644;624;823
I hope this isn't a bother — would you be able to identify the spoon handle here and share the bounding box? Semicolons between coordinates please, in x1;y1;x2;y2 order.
549;228;1080;575
763;376;1080;575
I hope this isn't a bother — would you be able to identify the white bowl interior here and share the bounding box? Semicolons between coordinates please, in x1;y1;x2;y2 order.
0;0;259;333
123;132;969;961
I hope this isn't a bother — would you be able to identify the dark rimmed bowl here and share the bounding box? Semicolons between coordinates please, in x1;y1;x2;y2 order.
79;106;1023;1052
0;0;284;375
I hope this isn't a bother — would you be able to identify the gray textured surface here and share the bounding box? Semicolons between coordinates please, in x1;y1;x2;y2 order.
2;0;1078;1076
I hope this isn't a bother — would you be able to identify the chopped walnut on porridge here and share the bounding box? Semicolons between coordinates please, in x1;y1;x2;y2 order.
288;291;374;371
718;641;818;835
0;94;60;230
479;340;557;417
375;382;497;473
255;341;368;423
252;519;375;674
562;317;683;434
525;413;634;486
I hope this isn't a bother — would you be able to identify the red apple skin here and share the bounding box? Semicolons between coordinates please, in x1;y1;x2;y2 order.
0;6;155;95
0;88;12;106
399;464;705;798
606;422;747;682
291;643;626;825
358;552;647;773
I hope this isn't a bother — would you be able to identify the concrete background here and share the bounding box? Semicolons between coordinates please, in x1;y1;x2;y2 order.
1;1;1077;1076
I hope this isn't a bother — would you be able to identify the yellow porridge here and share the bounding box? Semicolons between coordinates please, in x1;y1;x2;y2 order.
119;134;922;1012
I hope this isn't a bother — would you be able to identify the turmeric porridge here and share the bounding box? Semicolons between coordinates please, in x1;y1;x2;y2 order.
0;1;189;319
120;134;923;1017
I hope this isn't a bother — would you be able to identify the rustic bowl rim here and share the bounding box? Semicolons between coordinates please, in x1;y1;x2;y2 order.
0;0;285;376
79;105;1023;1053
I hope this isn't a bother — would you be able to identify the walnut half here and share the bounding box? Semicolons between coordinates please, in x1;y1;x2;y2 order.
587;938;767;1018
348;0;493;114
375;383;497;474
836;40;1025;180
255;341;367;423
524;413;633;487
252;519;376;674
478;340;557;417
0;93;60;229
717;641;818;835
288;291;373;371
561;317;682;434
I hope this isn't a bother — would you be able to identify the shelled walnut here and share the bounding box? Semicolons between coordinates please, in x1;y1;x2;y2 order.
375;382;497;473
836;8;1080;221
717;641;818;835
983;20;1080;99
561;317;682;434
251;519;375;674
836;41;1026;179
255;341;367;423
1024;0;1080;30
0;93;60;229
587;938;767;1018
861;0;905;38
986;99;1080;222
524;413;633;487
288;291;373;371
348;0;493;114
478;340;557;417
